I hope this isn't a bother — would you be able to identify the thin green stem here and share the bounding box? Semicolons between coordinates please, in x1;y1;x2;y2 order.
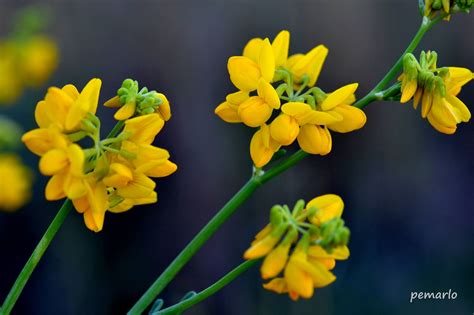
0;200;73;315
353;15;445;109
155;260;258;315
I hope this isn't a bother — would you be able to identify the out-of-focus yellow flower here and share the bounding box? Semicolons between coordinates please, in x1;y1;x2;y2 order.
23;79;177;232
20;36;58;87
0;154;33;211
215;30;366;168
399;52;473;134
244;196;350;301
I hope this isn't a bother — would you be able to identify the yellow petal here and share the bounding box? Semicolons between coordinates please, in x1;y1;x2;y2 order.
114;102;136;120
307;194;344;223
284;261;314;299
67;144;85;177
321;83;359;111
228;56;260;92
445;95;471;123
263;278;288;294
103;163;133;188
327;104;367;133
39;149;68;175
270;114;299;145
156;93;171;121
124;114;164;145
117;172;156;199
257;78;280;109
65;78;102;131
427;112;456;134
308;245;350;260
297;125;332;155
261;243;290;279
143;160;178;178
238;96;272;127
400;80;417;103
250;125;280;168
243;37;263;62
215;102;241;123
258;38;275;83
45;173;66;200
104;95;121;108
272;30;290;68
291;45;328;86
226;91;249;105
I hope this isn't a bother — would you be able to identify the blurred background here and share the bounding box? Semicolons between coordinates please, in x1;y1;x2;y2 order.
0;0;473;314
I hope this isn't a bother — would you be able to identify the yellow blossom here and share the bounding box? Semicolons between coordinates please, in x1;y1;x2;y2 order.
228;38;275;92
0;154;32;211
250;124;281;168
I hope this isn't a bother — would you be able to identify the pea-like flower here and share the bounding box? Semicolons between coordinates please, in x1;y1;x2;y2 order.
215;30;366;168
399;51;473;134
244;195;350;301
22;79;177;232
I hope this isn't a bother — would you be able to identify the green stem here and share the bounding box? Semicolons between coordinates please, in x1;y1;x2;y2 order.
131;14;448;314
1;119;125;315
353;15;445;110
155;260;258;315
0;200;73;315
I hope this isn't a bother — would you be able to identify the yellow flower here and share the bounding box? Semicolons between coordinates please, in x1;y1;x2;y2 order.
72;175;108;232
34;78;102;132
286;45;328;87
238;79;280;127
39;143;87;201
245;196;350;301
20;36;58;87
243;30;290;69
250;124;281;168
264;244;336;301
0;154;32;211
400;62;473;134
228;38;275;92
214;91;248;123
306;194;344;224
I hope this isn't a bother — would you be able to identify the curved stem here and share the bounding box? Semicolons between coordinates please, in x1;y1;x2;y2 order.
1;120;125;315
154;260;258;315
353;15;445;110
0;200;73;315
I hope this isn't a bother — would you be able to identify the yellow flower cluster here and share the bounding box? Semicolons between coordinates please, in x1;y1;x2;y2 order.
215;30;366;168
399;51;473;134
0;35;58;104
244;195;350;301
21;78;177;232
0;154;33;211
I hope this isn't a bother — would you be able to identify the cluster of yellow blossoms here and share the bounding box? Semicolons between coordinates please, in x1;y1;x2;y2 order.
215;30;366;168
0;35;57;105
399;51;473;134
21;78;177;232
244;195;350;300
